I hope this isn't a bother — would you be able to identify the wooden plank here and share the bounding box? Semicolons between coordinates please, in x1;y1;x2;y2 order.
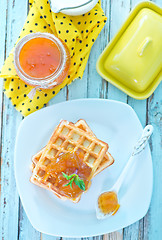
12;0;41;238
67;67;88;100
0;0;40;239
146;84;162;240
42;236;61;240
87;0;110;99
107;0;129;103
64;0;111;101
49;86;67;104
0;0;7;236
103;231;123;240
147;88;162;240
147;6;162;240
0;0;7;198
18;202;41;240
0;103;20;240
0;0;24;238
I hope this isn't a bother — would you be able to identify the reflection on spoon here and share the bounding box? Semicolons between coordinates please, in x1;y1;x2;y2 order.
96;125;153;219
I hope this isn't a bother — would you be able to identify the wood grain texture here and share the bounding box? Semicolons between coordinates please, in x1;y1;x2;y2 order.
0;0;26;238
0;0;161;239
107;0;129;103
0;0;40;239
147;83;162;240
0;0;7;198
14;0;41;239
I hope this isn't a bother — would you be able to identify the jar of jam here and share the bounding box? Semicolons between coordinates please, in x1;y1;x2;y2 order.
14;33;70;89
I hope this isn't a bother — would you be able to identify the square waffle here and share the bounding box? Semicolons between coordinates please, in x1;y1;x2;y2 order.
31;119;114;176
30;120;109;203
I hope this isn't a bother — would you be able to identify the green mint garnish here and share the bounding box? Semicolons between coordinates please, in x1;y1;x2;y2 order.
62;172;85;191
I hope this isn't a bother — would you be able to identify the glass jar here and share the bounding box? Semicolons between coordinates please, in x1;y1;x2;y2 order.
14;32;70;89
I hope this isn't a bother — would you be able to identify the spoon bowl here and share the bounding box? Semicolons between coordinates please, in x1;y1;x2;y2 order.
96;191;119;219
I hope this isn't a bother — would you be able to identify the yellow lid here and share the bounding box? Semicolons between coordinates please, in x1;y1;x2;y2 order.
96;2;162;99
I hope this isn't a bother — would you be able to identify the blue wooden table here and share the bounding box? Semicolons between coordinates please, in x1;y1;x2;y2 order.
0;0;161;239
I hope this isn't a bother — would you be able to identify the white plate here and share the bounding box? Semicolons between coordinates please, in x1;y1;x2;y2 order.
14;99;153;237
50;0;98;16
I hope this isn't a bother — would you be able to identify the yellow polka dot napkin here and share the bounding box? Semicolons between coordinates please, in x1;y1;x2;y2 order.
0;0;107;116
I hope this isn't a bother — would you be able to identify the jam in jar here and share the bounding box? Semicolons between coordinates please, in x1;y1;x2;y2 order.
14;33;70;89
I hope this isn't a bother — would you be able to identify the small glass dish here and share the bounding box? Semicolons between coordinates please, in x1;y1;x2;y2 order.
50;0;98;16
14;32;70;90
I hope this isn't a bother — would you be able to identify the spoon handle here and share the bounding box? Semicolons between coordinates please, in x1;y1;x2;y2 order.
112;125;153;193
132;125;153;155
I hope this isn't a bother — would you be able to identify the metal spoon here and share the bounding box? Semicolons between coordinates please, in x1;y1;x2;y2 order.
96;125;153;219
50;0;93;13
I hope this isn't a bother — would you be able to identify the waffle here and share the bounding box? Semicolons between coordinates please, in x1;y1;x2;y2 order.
31;119;114;176
76;120;114;176
30;120;109;203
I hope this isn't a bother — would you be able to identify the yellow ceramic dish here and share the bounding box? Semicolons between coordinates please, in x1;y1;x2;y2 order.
96;1;162;99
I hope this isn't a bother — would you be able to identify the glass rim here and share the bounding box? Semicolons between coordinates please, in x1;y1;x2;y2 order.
14;32;68;87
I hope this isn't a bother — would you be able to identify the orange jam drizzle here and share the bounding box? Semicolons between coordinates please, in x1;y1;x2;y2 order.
45;149;92;199
19;37;61;78
98;191;120;215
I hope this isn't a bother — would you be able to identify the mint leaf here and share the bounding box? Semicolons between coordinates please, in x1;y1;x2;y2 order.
69;178;74;189
62;172;70;180
64;177;74;189
62;172;75;180
74;175;85;191
62;172;85;191
78;179;85;191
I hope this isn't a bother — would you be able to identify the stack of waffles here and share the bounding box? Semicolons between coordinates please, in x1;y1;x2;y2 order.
30;119;114;203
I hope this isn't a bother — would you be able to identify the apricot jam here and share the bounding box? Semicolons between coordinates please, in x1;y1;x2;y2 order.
98;191;120;215
46;150;92;199
19;37;61;78
14;33;70;88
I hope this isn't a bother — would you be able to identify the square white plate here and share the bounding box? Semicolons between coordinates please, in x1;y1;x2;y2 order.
14;99;153;237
